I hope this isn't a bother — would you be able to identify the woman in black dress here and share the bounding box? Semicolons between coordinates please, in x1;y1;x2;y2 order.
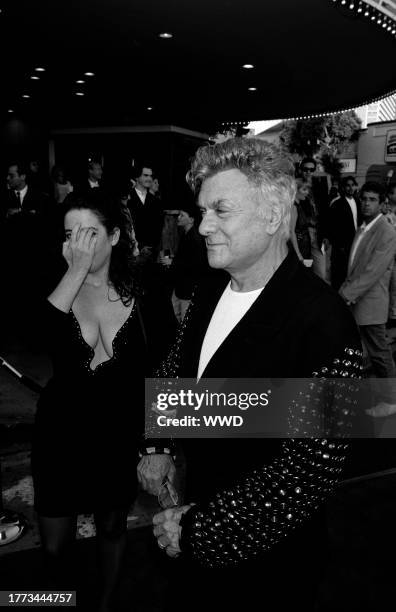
32;190;175;610
290;178;313;263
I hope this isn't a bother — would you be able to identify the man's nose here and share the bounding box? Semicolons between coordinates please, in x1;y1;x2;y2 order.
199;211;217;236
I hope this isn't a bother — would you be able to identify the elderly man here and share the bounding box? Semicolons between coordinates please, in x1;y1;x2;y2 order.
141;138;362;610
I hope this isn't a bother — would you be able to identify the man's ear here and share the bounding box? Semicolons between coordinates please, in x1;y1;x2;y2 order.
266;203;283;235
111;227;121;246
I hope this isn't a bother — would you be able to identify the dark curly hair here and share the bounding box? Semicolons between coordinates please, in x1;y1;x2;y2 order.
360;181;386;204
61;191;139;305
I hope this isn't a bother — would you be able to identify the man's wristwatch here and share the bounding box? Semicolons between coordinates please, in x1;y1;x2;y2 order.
139;443;176;460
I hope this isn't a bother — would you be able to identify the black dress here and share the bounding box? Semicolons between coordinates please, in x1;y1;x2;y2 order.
294;200;312;258
32;292;175;517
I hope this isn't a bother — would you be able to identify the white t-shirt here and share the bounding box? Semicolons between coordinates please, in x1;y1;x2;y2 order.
197;282;264;380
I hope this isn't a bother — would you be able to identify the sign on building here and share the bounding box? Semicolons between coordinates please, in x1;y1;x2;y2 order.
340;158;357;173
385;130;396;163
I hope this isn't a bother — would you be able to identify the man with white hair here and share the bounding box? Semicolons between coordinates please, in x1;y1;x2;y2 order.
140;138;362;610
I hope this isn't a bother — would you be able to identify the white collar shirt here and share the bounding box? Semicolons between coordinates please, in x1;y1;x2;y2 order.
345;196;358;231
16;184;28;205
135;187;146;204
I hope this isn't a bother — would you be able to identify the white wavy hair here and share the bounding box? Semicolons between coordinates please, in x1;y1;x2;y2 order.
186;137;296;239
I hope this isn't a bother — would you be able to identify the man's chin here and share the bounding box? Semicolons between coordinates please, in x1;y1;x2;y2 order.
207;254;227;269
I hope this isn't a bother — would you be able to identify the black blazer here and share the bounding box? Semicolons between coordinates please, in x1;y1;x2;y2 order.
73;180;105;198
167;252;362;570
167;252;362;493
178;252;361;381
2;186;50;218
0;187;59;292
127;189;163;249
325;195;361;251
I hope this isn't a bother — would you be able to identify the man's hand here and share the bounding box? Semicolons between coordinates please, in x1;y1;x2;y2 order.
137;454;176;495
6;208;21;218
322;238;331;251
140;246;153;257
153;505;192;557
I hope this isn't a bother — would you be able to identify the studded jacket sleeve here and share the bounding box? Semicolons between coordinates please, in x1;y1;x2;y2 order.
179;348;362;568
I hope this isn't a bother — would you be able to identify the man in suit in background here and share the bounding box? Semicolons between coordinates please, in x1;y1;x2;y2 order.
3;162;51;220
73;160;104;197
384;182;396;327
1;162;56;338
127;163;163;260
87;160;104;191
325;175;360;290
340;181;396;416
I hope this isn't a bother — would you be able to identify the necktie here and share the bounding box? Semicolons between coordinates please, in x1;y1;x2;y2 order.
15;191;22;208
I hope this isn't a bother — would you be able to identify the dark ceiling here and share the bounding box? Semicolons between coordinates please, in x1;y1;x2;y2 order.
1;0;396;132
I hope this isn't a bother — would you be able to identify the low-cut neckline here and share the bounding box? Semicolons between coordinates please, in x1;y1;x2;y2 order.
70;298;135;372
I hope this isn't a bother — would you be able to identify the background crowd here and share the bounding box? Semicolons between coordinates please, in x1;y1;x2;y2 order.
0;140;395;610
1;153;396;412
292;158;396;415
0;158;209;331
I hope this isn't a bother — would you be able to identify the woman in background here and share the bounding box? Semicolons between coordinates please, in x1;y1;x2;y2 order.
51;165;74;204
160;204;208;321
290;178;312;265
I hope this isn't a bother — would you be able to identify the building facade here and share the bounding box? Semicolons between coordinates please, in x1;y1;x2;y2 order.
355;95;396;129
355;120;396;186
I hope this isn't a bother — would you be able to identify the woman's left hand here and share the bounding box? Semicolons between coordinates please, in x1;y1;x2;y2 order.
153;505;192;557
